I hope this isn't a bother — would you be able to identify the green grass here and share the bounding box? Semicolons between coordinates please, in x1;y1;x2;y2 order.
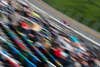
44;0;100;32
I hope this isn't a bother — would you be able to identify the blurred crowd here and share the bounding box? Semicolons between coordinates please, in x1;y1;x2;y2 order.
0;0;100;67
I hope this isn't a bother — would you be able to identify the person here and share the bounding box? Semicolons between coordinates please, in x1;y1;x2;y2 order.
81;61;89;67
91;58;100;67
50;43;74;67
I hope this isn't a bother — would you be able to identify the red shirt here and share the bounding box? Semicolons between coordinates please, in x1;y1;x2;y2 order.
53;48;62;58
20;21;30;30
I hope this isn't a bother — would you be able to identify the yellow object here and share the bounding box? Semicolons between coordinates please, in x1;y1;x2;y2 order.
31;11;41;18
